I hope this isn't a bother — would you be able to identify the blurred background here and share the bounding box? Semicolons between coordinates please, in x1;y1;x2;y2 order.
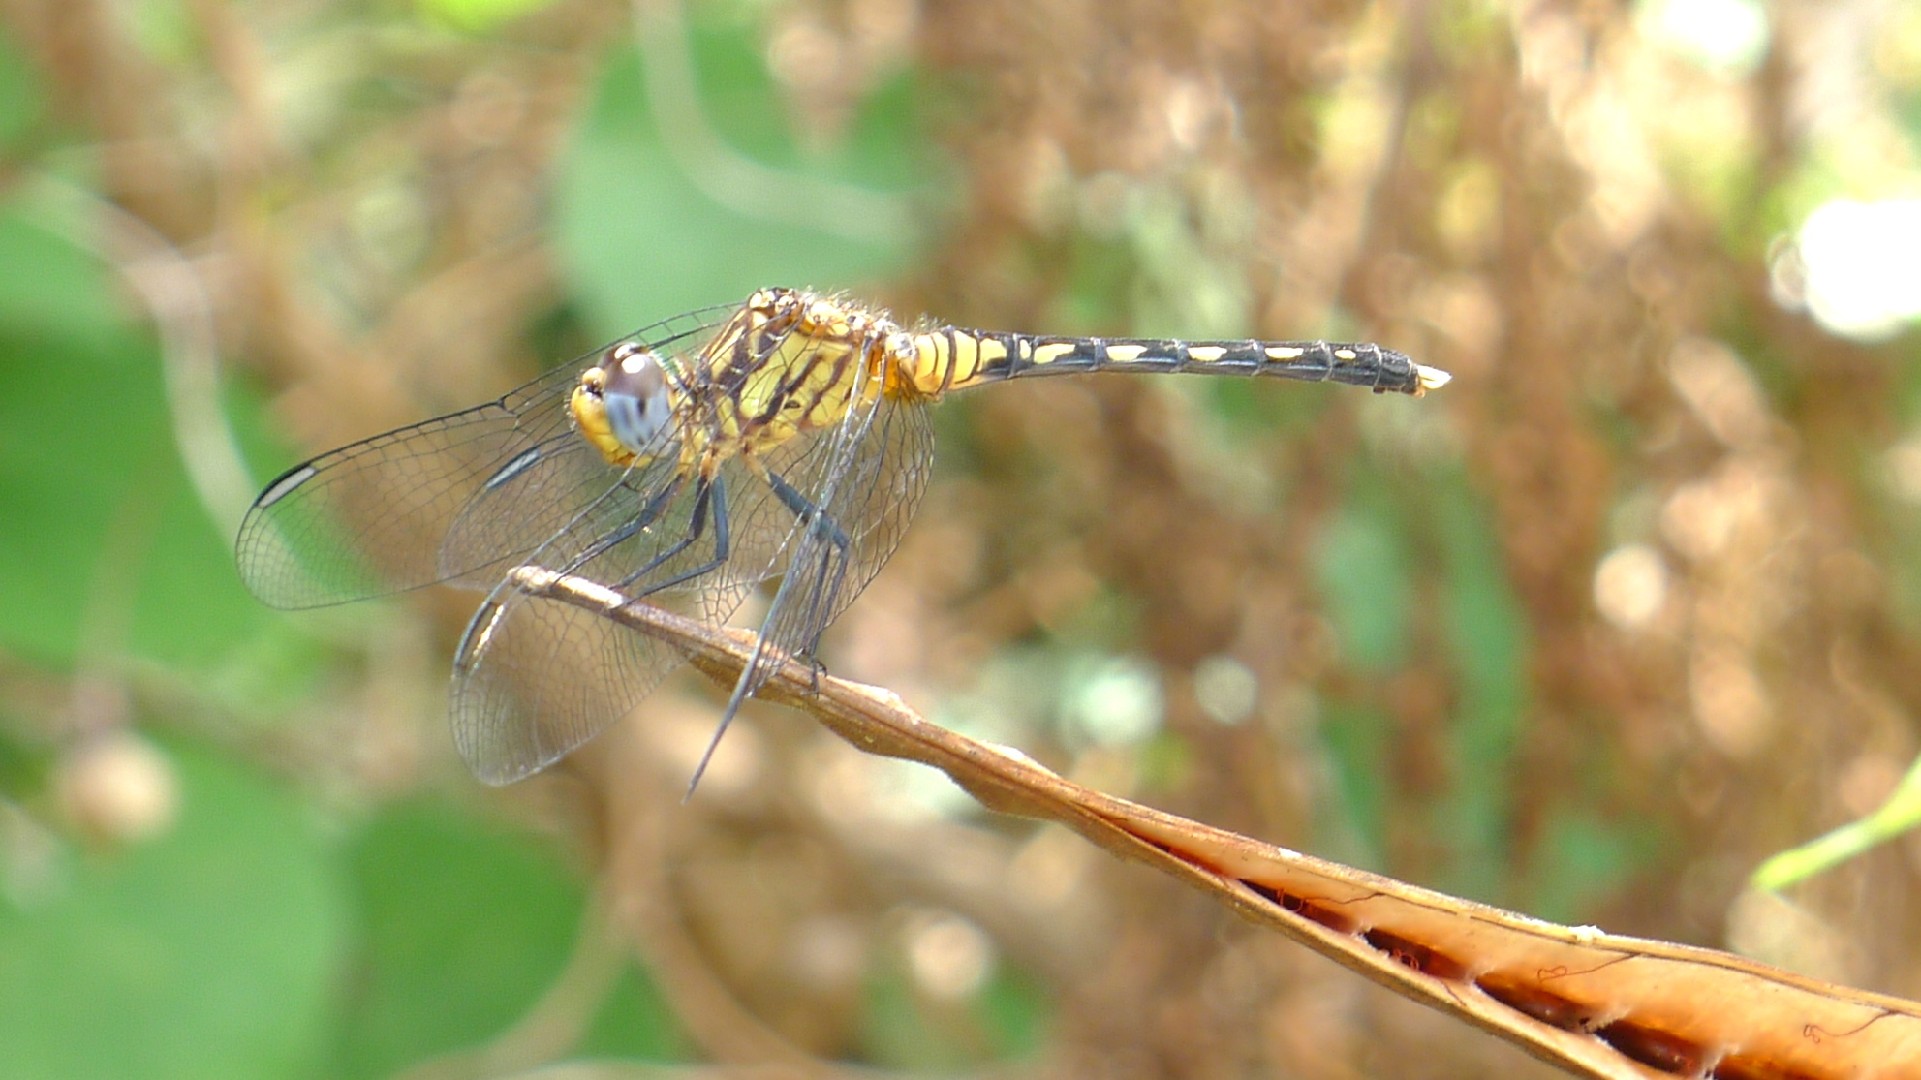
3;0;1919;1076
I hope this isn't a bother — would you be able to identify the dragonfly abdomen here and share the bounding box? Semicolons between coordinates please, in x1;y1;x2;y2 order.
903;328;1447;398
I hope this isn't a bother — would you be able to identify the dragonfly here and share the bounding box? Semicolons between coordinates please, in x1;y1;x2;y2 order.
236;287;1448;791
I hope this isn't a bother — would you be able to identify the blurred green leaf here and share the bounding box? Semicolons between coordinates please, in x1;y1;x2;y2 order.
0;201;127;348
124;0;202;67
1527;808;1644;925
860;969;951;1070
1432;469;1530;902
1199;376;1332;440
973;968;1049;1061
577;963;687;1061
1313;480;1414;672
415;0;561;35
1058;234;1140;331
0;205;271;669
0;746;346;1080
556;20;931;340
330;800;678;1076
1315;701;1390;870
859;964;1046;1070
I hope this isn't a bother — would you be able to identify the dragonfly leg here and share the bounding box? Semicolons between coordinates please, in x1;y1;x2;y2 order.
800;654;826;694
621;474;733;595
559;474;684;574
763;471;853;655
683;472;850;801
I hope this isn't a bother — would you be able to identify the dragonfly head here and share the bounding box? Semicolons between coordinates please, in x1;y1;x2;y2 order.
571;341;675;466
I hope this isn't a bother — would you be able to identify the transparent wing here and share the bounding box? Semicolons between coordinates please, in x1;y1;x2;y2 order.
670;358;936;791
448;463;715;784
439;432;660;594
445;315;877;783
731;372;935;707
446;478;736;783
233;305;735;609
443;313;937;780
234;368;579;609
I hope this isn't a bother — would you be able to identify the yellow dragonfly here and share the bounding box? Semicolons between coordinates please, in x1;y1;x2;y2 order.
236;288;1447;790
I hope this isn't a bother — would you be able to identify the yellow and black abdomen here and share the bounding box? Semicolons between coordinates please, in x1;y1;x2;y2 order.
899;328;1447;399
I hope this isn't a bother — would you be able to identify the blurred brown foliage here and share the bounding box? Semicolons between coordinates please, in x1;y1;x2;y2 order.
7;0;1921;1076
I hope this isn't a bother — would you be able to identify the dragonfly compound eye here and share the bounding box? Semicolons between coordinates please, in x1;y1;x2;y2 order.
600;346;673;453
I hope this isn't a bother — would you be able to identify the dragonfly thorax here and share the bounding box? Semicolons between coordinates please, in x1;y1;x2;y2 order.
571;341;676;466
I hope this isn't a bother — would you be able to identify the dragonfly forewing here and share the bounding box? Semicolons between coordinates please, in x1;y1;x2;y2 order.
234;307;739;610
235;388;563;609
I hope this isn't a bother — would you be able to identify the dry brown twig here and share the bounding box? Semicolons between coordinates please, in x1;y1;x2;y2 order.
509;566;1921;1080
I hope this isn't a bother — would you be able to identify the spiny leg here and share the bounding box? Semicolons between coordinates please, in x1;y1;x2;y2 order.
615;474;733;596
763;470;853;659
684;469;852;800
555;473;685;577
